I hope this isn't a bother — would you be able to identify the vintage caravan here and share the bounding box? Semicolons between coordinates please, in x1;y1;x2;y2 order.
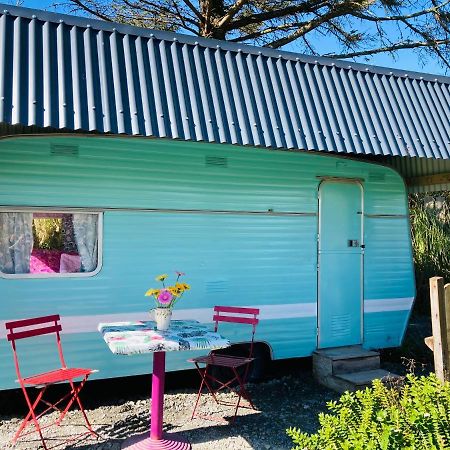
0;135;415;389
6;3;450;390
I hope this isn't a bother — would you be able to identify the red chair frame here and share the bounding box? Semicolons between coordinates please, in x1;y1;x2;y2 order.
5;314;97;449
189;306;260;423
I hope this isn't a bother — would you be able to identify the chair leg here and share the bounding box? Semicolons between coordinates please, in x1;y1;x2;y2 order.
16;386;48;450
233;367;256;411
56;377;96;436
192;364;223;419
70;379;97;436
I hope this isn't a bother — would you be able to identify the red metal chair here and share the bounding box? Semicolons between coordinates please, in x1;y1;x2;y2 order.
5;314;97;449
189;305;260;422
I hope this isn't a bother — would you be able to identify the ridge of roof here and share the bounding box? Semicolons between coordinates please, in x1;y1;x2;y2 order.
1;2;450;85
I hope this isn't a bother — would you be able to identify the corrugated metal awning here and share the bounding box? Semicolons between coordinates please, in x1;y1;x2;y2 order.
1;4;450;191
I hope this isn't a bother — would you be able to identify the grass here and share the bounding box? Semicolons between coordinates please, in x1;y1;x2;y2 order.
409;193;450;315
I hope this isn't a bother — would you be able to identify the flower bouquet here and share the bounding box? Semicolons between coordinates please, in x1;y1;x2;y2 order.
145;272;190;330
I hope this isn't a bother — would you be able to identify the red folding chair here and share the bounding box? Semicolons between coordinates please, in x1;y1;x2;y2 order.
188;306;260;423
5;314;98;449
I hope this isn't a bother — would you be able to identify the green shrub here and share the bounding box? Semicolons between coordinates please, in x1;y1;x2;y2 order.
287;373;450;450
409;193;450;314
32;218;63;250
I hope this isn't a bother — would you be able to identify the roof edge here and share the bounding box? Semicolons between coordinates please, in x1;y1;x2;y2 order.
1;2;450;85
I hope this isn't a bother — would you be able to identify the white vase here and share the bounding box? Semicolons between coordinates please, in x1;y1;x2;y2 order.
151;307;172;331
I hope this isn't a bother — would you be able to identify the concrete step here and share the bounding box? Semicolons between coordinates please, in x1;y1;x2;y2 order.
313;345;380;378
312;345;400;393
314;345;379;360
334;369;401;392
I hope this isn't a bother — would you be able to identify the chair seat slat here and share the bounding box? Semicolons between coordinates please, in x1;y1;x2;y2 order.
5;315;60;330
212;315;259;325
214;306;259;315
7;324;62;341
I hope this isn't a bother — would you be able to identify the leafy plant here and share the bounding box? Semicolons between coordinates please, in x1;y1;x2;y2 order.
287;373;450;450
409;193;450;314
32;218;64;250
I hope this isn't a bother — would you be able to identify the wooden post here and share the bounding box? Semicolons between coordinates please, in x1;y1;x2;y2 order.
428;277;450;381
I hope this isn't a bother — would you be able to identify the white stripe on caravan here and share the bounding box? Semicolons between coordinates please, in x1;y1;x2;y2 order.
0;302;318;337
0;298;413;338
364;297;414;313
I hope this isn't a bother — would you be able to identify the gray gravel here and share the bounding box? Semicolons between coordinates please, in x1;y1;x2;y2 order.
0;369;338;450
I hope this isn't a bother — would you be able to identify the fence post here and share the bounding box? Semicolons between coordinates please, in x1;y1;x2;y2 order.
429;276;450;381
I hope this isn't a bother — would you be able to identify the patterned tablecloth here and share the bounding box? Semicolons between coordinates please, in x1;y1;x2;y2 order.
98;320;231;355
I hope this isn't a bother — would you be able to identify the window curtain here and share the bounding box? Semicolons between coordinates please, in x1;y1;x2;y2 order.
72;214;98;272
0;212;34;274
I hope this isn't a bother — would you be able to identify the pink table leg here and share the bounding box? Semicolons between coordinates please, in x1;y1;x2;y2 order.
121;352;191;449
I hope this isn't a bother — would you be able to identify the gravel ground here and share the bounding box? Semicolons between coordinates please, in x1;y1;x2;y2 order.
1;314;431;450
0;360;339;450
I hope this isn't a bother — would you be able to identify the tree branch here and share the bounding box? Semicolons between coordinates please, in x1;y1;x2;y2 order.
180;0;204;21
352;0;450;22
225;0;328;31
217;0;250;28
66;0;113;21
266;4;354;47
327;38;450;58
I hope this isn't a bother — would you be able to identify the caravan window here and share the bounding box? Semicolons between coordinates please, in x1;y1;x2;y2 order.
0;211;102;277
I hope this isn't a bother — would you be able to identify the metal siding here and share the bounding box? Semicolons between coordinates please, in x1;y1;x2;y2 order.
0;5;450;162
0;135;415;387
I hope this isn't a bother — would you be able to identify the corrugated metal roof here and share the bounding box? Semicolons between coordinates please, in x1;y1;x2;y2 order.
1;3;450;161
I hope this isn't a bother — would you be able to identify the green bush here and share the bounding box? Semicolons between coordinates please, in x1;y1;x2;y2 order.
32;218;63;250
409;193;450;314
287;373;450;450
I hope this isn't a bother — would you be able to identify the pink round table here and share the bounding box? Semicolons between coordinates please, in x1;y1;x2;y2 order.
98;320;231;450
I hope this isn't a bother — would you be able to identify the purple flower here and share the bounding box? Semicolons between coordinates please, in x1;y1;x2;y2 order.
157;289;173;305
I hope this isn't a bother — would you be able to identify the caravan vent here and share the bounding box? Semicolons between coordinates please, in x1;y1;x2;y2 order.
50;144;79;157
368;172;386;182
331;314;351;339
205;156;228;167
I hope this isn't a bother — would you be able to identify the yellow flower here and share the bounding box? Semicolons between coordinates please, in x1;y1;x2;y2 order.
156;274;168;282
168;286;179;296
145;288;159;297
181;283;190;291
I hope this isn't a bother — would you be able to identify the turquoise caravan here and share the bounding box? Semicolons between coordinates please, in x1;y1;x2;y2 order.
7;3;450;390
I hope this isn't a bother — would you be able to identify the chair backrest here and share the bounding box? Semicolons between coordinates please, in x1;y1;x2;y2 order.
5;314;66;382
213;306;260;357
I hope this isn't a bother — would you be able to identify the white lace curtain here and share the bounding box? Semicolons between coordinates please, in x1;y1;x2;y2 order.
0;213;34;274
72;214;98;272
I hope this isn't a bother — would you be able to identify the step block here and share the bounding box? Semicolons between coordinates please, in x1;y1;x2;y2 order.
313;346;380;378
315;345;379;361
333;355;380;375
333;369;401;392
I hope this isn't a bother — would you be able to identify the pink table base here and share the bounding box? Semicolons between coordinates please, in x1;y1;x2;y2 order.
121;352;191;450
98;320;231;449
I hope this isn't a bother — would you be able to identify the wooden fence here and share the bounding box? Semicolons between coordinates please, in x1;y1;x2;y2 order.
426;276;450;381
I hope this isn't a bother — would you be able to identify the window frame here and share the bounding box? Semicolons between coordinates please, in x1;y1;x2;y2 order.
0;207;103;279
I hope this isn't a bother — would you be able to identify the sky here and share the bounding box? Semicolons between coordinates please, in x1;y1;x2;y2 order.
9;0;449;78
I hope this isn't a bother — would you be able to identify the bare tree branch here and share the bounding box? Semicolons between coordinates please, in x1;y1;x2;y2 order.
327;38;450;58
217;0;250;28
225;1;328;31
63;0;450;68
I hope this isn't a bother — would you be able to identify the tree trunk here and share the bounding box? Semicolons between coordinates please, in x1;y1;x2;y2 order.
199;0;226;39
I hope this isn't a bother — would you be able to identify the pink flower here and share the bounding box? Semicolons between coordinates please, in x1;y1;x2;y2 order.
157;289;173;304
176;271;185;276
